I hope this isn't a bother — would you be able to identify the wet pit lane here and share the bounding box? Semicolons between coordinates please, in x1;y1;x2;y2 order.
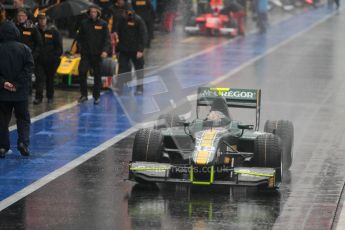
0;135;285;230
2;5;345;230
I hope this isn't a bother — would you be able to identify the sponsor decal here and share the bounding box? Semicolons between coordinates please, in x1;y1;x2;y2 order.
200;88;256;100
200;89;218;97
136;0;146;6
44;33;53;39
23;31;31;36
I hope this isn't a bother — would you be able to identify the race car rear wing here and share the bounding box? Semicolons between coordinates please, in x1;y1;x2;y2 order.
197;87;261;130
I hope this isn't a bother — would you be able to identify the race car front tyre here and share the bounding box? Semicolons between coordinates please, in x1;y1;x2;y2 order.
132;129;163;162
264;120;294;170
254;133;282;184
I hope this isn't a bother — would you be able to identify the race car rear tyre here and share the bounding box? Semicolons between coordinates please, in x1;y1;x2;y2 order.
132;129;163;162
155;113;183;129
264;120;294;170
210;97;231;119
254;133;282;183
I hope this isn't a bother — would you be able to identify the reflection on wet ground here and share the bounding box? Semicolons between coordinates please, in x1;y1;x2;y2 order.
128;184;283;230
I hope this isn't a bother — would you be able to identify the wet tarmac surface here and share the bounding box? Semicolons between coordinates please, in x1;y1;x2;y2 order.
213;9;345;230
2;3;345;230
0;135;285;230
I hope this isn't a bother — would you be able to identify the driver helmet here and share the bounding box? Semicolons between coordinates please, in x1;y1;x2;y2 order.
206;110;229;126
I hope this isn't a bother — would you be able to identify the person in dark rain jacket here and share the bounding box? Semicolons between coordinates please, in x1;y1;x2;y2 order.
34;12;63;104
132;0;155;48
108;0;129;34
115;8;147;95
15;8;42;96
0;16;34;158
15;8;42;63
76;5;111;105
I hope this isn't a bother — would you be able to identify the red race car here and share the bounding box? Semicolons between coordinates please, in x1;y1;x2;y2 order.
185;11;238;37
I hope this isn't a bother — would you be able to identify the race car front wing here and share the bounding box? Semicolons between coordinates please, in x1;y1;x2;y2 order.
129;162;278;188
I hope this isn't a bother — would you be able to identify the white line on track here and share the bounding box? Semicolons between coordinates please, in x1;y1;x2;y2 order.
0;126;138;212
1;7;340;214
336;207;345;230
9;99;80;132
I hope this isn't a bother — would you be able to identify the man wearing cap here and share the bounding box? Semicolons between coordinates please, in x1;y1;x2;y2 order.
34;12;62;104
0;3;34;158
76;5;111;105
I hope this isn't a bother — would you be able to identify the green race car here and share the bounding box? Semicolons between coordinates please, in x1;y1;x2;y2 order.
129;87;294;189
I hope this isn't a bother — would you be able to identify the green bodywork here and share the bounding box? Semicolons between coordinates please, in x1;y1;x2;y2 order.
129;87;279;188
160;119;264;155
